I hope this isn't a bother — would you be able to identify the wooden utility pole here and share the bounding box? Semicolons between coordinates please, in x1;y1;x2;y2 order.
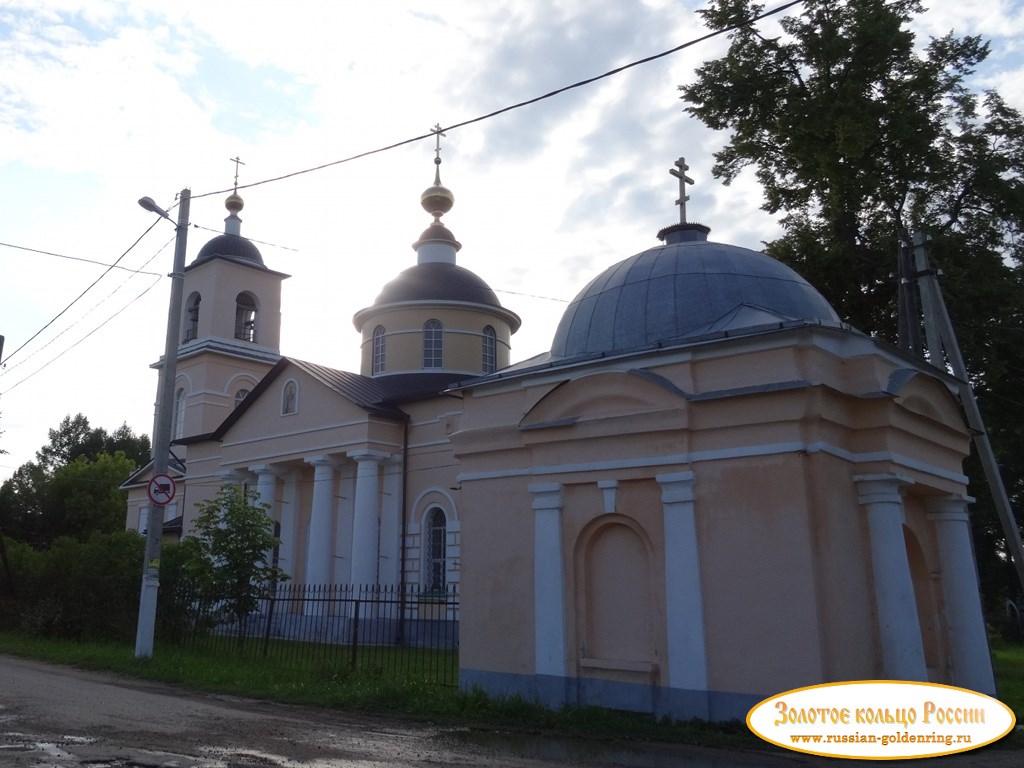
910;232;1024;594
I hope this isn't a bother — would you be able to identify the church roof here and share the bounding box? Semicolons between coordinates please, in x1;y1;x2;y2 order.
188;186;284;273
193;233;266;267
372;261;502;307
550;223;840;360
202;358;468;442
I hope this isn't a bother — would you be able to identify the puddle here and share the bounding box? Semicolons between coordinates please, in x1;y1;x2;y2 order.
444;730;764;768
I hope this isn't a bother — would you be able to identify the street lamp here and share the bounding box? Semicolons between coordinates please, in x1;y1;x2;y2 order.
135;188;190;658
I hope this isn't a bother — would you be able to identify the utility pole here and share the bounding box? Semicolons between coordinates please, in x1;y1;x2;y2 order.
134;189;190;657
911;232;1024;594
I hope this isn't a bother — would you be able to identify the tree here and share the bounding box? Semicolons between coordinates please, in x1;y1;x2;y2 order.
0;416;150;546
46;453;138;542
680;0;1024;607
187;484;286;642
36;414;150;473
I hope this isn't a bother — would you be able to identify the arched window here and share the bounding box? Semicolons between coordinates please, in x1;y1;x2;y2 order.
372;325;386;375
234;292;257;342
282;380;298;415
425;507;447;592
183;293;201;343
423;319;443;369
234;388;250;406
173;387;186;439
482;325;496;374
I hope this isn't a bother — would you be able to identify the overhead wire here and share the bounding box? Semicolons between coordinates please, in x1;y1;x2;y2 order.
0;241;164;276
191;0;804;201
0;218;162;368
1;0;804;392
0;233;175;379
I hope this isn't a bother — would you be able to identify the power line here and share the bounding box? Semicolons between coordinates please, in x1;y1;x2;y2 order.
0;219;162;367
192;0;805;201
1;0;804;386
1;235;174;378
0;241;163;276
190;222;300;252
1;275;163;394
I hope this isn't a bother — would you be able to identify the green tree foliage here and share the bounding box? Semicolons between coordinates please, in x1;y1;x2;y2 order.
188;484;287;640
0;414;150;546
680;0;1024;605
7;531;144;640
46;453;139;542
36;413;150;472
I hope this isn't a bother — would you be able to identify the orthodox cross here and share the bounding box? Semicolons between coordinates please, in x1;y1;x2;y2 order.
669;156;694;223
430;123;446;182
230;156;245;191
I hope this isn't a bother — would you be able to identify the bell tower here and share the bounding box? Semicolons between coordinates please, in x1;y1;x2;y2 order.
151;173;289;446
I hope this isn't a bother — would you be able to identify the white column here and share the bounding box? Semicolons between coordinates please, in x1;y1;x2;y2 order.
855;473;928;681
278;471;300;580
348;450;389;586
304;456;337;586
656;471;709;710
378;457;403;588
927;496;996;694
530;482;566;678
333;464;355;585
250;464;278;514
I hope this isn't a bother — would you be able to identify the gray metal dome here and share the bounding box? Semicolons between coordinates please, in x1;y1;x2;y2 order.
373;261;502;307
550;223;840;359
193;233;265;267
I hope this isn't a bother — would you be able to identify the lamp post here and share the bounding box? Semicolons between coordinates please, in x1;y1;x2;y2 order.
134;188;190;658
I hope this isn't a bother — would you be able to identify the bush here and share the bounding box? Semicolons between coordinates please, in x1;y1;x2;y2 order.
11;531;144;641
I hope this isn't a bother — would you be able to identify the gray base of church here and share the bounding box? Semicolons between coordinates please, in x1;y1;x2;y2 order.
460;668;761;722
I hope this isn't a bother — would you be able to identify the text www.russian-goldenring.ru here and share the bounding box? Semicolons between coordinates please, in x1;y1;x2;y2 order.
790;732;972;747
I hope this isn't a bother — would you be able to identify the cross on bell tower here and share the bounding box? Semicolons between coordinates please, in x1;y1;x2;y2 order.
669;157;694;223
230;156;245;192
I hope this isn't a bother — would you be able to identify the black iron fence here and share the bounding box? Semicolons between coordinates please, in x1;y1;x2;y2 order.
165;583;460;686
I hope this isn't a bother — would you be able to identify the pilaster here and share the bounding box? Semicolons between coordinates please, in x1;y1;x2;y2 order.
927;495;996;694
855;473;927;681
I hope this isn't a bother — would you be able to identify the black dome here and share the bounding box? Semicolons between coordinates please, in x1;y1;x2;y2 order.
551;226;840;359
194;234;265;266
374;261;501;307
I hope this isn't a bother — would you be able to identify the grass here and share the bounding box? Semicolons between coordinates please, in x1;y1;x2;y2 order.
992;642;1024;721
0;630;1020;753
0;630;756;749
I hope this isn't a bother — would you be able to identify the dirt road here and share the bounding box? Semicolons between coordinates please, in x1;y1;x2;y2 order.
0;655;1018;767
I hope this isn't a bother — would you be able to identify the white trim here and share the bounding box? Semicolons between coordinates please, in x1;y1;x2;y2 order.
410;486;459;518
457;441;967;486
530;482;567;678
657;471;709;710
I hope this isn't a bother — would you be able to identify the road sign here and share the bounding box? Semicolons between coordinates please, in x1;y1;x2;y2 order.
147;473;177;506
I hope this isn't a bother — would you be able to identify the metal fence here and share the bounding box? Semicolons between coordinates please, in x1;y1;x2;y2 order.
165;583;460;686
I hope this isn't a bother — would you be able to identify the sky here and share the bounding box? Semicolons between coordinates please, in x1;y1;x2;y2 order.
2;0;1023;482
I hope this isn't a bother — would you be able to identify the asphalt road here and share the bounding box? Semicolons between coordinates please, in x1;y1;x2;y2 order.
0;655;1019;767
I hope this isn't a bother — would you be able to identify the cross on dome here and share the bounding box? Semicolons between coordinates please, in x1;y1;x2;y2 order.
420;124;454;222
669;156;694;223
230;156;245;193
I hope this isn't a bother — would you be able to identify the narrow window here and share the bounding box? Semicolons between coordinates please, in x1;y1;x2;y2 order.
282;380;298;415
234;388;250;406
482;325;496;374
423;319;443;369
183;294;201;343
173;387;186;439
372;325;386;375
425;507;447;592
235;293;257;342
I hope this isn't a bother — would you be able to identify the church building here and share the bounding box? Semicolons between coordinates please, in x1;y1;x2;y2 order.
124;148;995;721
